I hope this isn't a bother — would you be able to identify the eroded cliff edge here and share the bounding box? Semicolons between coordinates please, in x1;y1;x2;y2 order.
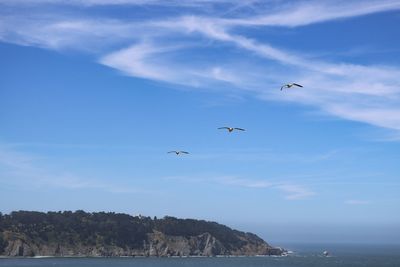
0;211;284;257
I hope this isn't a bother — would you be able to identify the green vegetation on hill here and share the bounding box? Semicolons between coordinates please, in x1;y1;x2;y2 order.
1;211;152;249
0;210;267;253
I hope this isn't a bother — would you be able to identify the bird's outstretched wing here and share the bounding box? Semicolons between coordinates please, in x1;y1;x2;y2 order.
218;127;229;130
293;83;303;87
167;151;177;154
280;85;286;90
234;128;245;131
180;151;189;154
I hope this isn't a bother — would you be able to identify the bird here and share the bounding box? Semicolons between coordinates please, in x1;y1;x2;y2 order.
218;127;245;132
281;83;303;90
168;151;189;155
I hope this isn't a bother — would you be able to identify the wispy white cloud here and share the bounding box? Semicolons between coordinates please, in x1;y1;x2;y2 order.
218;176;273;188
1;0;400;134
275;184;316;200
0;0;241;6
166;174;315;200
0;147;140;193
158;16;400;131
219;176;315;200
100;41;180;82
99;41;248;88
220;0;400;28
0;15;147;50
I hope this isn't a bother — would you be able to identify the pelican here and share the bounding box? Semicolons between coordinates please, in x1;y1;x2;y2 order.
218;127;245;132
281;83;303;90
168;151;189;155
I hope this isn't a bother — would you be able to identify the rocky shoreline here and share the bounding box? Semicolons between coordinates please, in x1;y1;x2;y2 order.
0;211;285;257
1;231;284;257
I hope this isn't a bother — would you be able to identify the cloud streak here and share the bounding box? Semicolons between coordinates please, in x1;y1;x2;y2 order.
0;146;140;193
222;177;316;200
166;175;315;200
1;0;400;134
220;0;400;28
0;0;241;6
275;184;316;200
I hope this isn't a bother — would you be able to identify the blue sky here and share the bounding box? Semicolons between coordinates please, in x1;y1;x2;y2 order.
1;0;400;244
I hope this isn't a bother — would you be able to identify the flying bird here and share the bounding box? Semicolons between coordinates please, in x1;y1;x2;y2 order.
168;151;189;155
218;127;245;133
281;83;303;90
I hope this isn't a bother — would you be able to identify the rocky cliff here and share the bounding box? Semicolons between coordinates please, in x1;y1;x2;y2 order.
0;211;283;257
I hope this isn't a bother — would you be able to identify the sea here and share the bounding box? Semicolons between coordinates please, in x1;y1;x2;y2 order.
1;243;399;267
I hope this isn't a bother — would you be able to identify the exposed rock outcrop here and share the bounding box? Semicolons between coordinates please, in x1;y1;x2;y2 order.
0;211;284;257
1;230;283;257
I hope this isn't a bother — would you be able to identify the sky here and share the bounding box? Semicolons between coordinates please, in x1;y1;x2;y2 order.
0;0;400;245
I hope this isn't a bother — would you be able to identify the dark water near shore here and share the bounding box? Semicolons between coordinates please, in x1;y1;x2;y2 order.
1;244;399;267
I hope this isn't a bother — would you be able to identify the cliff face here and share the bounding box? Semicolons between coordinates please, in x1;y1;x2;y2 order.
0;211;283;257
1;231;283;257
145;231;282;256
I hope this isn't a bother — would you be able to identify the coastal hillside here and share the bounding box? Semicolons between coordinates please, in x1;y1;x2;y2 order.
0;211;283;257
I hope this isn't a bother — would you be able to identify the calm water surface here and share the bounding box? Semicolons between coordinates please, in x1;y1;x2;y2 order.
1;244;399;267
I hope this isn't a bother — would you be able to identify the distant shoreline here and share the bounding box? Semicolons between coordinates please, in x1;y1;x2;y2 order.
0;211;284;257
0;254;288;259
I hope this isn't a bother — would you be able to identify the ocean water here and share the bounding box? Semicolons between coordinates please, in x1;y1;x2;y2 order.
1;244;399;267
